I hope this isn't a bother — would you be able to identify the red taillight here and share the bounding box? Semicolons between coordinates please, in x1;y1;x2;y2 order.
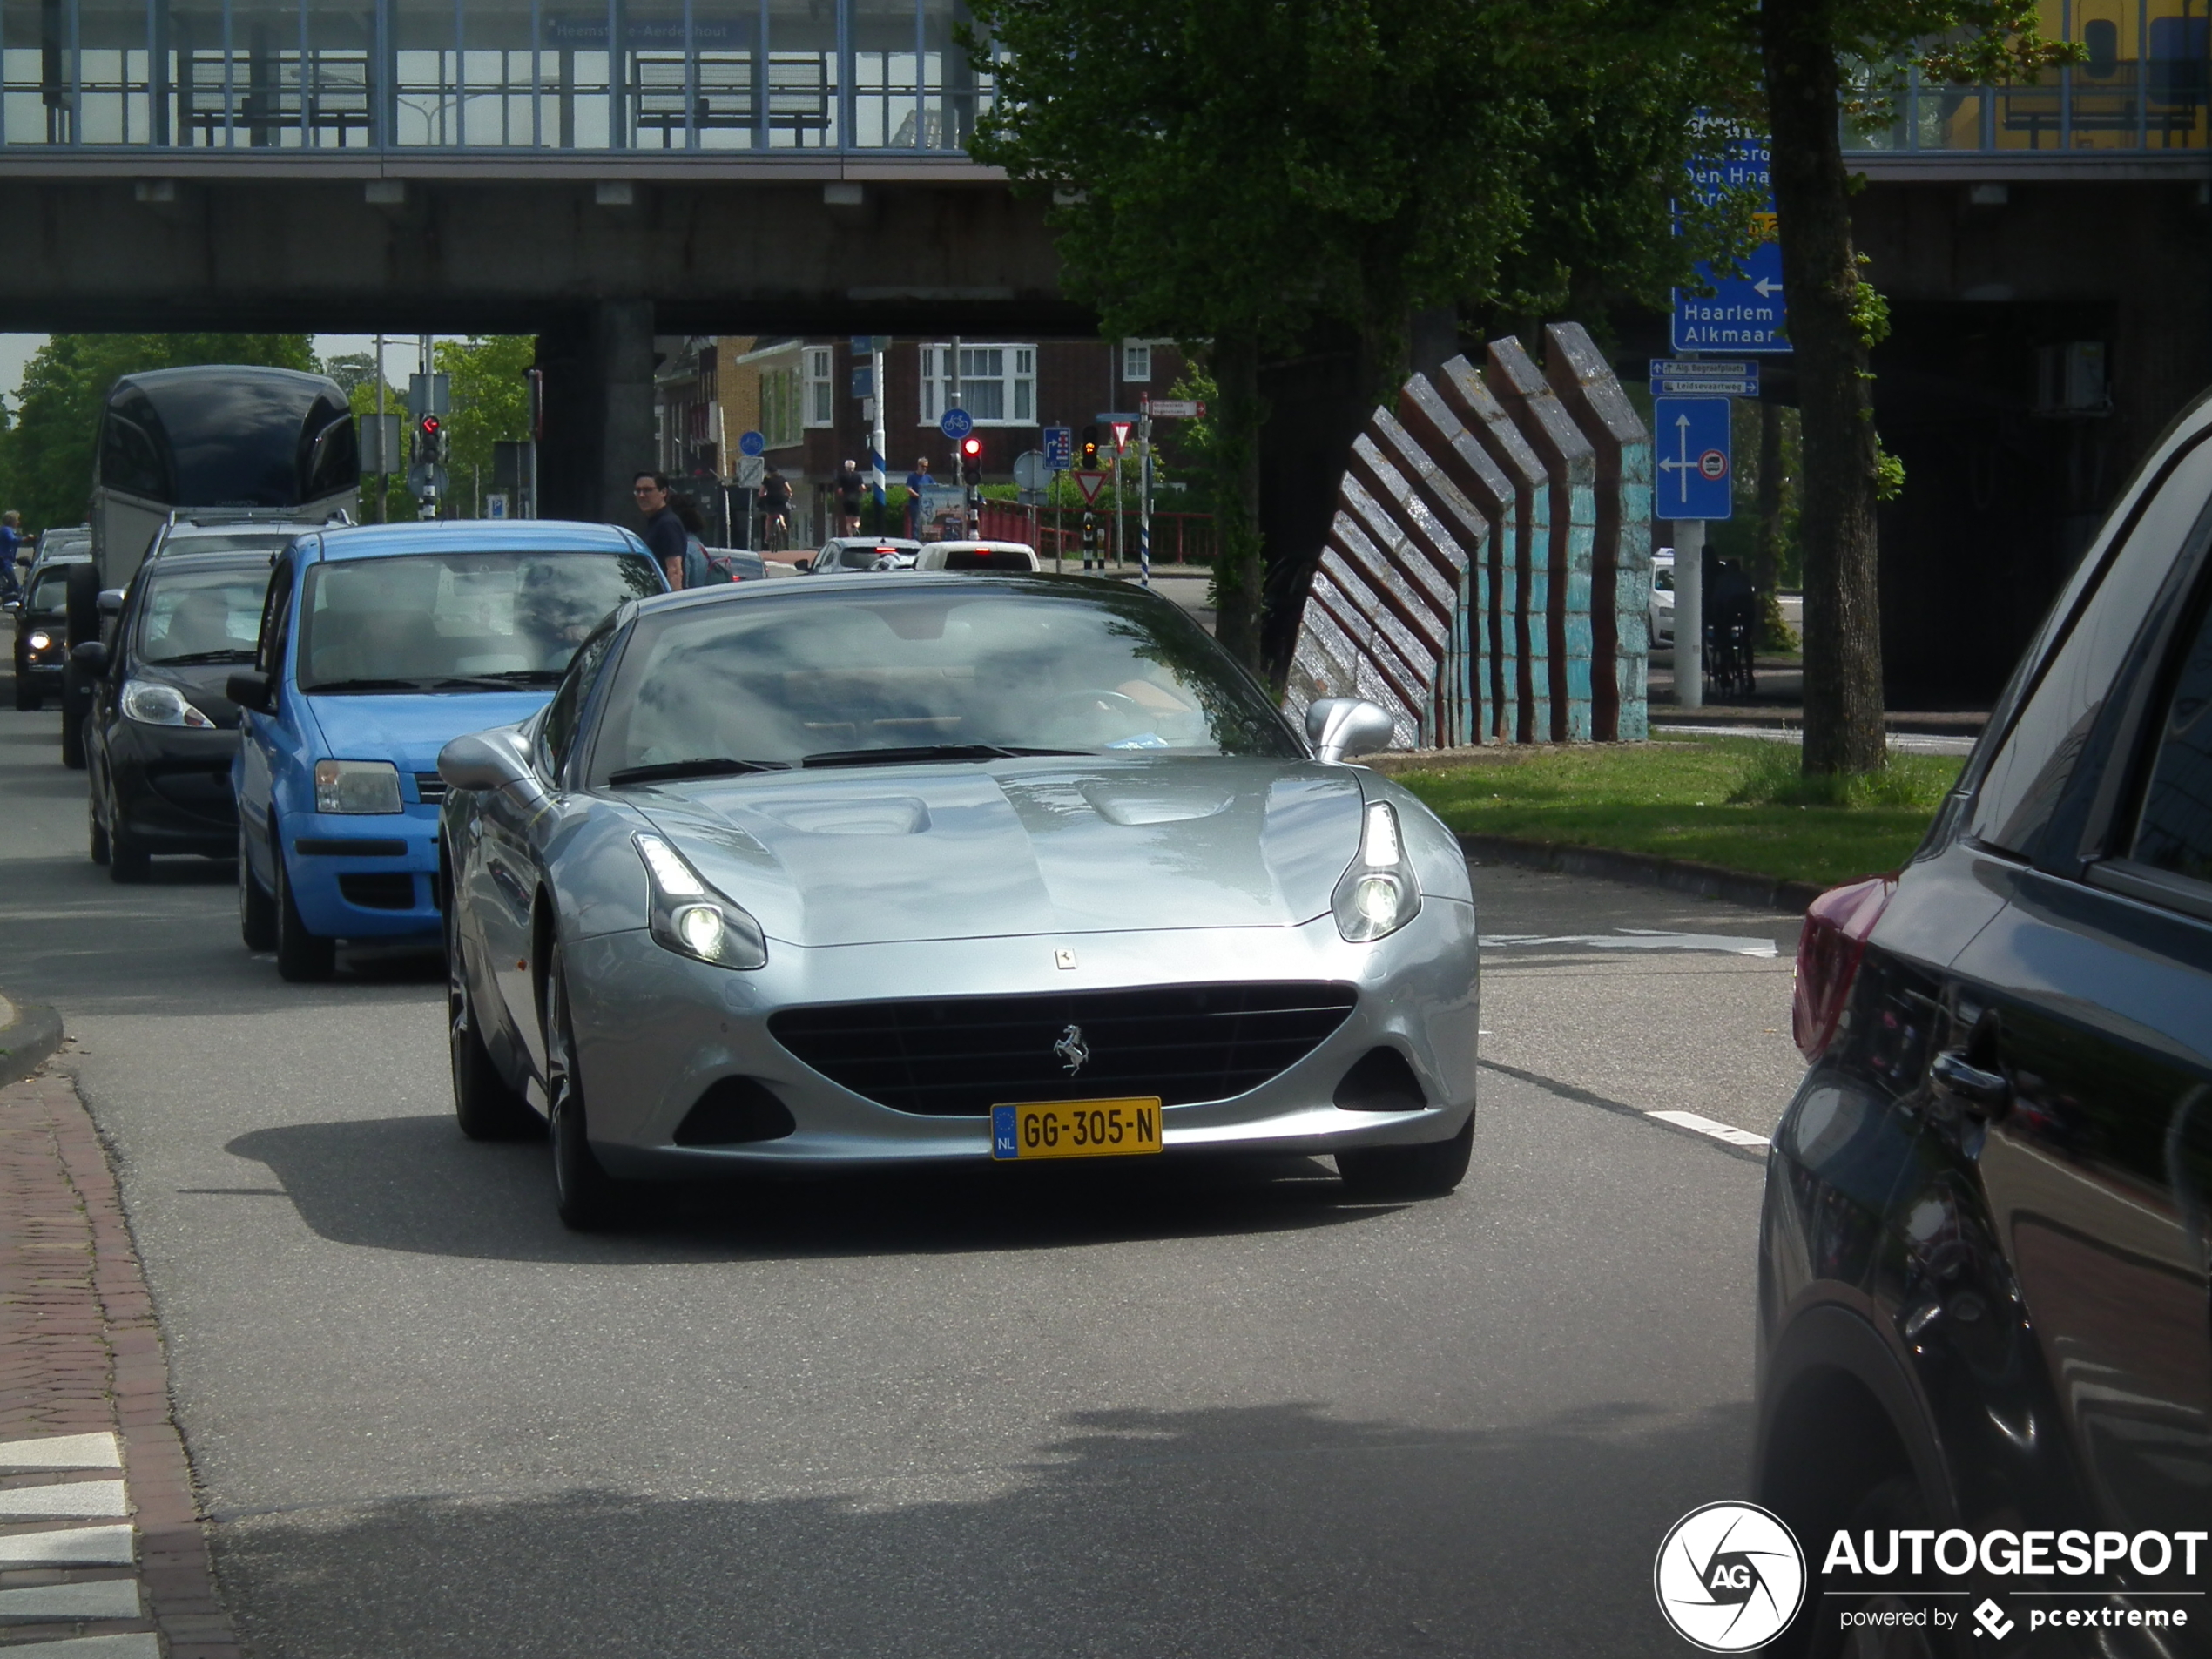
1792;873;1898;1061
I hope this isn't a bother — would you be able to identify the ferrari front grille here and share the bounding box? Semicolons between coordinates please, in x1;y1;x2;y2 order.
768;981;1359;1117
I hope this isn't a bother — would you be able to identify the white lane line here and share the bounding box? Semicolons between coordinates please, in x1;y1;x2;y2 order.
1648;1109;1774;1150
1482;928;1778;957
0;1580;142;1622
0;1636;161;1658
0;1526;136;1567
0;1480;129;1518
0;1433;122;1470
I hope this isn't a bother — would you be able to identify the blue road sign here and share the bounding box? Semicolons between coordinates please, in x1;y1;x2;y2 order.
1653;396;1733;521
737;428;765;457
940;407;974;441
1649;360;1759;398
1043;426;1073;469
1672;133;1790;354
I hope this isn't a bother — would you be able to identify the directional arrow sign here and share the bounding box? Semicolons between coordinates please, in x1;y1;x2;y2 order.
1653;395;1732;520
1072;469;1108;505
1671;134;1791;354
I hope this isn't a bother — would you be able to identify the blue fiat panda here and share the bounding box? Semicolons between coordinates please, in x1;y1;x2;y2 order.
229;521;664;981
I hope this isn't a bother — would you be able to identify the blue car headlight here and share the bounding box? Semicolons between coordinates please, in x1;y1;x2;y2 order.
1332;800;1422;943
314;759;402;813
634;833;767;969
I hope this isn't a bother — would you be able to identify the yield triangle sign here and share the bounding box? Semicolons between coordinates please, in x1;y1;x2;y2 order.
1110;421;1132;453
1073;469;1108;505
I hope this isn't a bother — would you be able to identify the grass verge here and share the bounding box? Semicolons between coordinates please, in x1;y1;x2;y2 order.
1391;736;1962;890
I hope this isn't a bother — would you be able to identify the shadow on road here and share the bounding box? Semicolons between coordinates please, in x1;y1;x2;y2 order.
222;1116;1404;1264
212;1395;1752;1657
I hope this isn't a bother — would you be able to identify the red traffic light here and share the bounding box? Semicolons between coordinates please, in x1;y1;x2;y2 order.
419;415;442;435
961;436;982;459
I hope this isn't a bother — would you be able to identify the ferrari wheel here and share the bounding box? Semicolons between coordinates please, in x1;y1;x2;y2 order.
543;941;624;1230
1336;1111;1474;1200
448;918;540;1142
239;826;277;951
273;847;335;982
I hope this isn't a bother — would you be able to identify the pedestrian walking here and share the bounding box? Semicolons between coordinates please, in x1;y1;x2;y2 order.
904;457;932;540
671;493;714;590
634;471;688;589
760;468;792;551
836;460;865;536
0;513;19;604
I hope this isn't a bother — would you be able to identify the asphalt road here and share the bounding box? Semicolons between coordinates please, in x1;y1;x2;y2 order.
0;695;1802;1657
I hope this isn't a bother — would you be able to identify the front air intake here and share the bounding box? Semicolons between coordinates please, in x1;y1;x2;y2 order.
674;1077;798;1145
1332;1047;1427;1113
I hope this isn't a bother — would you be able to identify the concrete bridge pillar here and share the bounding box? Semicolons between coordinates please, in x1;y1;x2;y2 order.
535;300;657;528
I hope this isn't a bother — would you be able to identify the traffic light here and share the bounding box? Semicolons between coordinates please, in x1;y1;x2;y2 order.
961;435;982;463
416;414;444;464
1082;425;1099;466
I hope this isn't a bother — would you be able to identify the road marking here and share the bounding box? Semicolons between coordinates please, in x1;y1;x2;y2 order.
0;1636;161;1657
0;1526;136;1567
0;1580;142;1621
0;1432;121;1469
0;1480;129;1518
1647;1109;1774;1150
1482;927;1777;957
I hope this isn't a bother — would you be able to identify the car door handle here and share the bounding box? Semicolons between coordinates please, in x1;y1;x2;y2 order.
1932;1049;2012;1116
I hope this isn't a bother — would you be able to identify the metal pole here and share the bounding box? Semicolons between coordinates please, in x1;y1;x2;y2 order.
870;341;887;536
1138;413;1151;588
374;330;387;523
1111;447;1123;572
1673;519;1705;710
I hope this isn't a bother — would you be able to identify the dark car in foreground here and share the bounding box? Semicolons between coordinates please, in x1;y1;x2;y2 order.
78;547;272;880
13;548;91;710
1757;396;2212;1655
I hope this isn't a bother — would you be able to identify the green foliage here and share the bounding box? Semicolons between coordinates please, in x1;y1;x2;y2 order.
433;336;535;504
4;333;314;532
1726;737;1956;809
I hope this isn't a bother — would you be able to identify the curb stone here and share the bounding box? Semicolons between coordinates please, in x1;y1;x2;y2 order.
1455;832;1827;915
0;995;64;1090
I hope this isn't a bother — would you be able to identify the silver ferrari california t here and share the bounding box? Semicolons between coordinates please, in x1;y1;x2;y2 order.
436;573;1479;1228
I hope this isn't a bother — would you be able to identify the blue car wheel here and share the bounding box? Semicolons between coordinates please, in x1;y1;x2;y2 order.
273;843;336;983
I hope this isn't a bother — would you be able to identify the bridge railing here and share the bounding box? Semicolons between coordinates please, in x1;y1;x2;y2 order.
0;0;995;153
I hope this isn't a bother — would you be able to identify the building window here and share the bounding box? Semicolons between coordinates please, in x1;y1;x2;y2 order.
761;367;803;450
921;344;1035;426
1123;341;1152;382
805;347;835;428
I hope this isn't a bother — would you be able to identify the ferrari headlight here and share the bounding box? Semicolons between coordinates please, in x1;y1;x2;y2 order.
1332;800;1422;943
634;833;766;969
314;759;402;814
121;678;216;730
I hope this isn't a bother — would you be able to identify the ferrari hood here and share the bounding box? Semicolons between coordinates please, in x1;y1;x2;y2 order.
631;754;1365;947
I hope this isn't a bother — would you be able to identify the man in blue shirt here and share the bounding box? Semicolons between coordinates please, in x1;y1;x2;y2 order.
633;472;687;589
904;458;932;540
0;512;21;604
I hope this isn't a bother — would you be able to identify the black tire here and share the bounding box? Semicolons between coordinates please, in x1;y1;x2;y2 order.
273;846;335;982
58;666;86;769
239;825;277;951
542;941;624;1230
13;669;36;711
1805;1476;1946;1659
1336;1110;1475;1200
88;789;109;865
448;918;541;1142
107;815;149;883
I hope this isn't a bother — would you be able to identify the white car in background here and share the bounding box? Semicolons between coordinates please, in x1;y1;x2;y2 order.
1649;550;1675;646
910;541;1041;572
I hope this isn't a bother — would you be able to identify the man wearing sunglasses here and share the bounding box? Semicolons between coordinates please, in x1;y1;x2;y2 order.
633;471;688;589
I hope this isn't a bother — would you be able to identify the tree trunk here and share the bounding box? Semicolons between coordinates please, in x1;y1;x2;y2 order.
1762;0;1887;776
1209;328;1265;669
1753;398;1791;650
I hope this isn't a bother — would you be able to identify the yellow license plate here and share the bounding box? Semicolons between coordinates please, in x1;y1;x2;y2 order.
991;1098;1163;1160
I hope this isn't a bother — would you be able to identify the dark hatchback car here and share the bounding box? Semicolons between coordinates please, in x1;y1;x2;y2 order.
1757;399;2212;1653
13;550;91;709
76;550;266;880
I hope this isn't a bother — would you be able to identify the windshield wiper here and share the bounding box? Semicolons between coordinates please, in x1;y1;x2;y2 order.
150;649;256;666
430;671;566;691
801;745;1091;769
606;757;789;787
302;677;424;694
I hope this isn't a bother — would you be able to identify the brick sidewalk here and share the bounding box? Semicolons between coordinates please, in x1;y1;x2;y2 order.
0;1067;242;1657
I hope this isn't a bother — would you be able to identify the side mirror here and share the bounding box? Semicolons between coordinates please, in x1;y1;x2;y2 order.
438;731;535;795
1305;697;1396;765
226;670;276;715
794;557;813;573
70;638;109;677
96;588;125;617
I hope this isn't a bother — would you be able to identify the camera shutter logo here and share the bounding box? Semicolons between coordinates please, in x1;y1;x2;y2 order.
1654;1501;1806;1652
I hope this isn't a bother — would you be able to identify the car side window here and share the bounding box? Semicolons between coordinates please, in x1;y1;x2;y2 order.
2128;585;2212;888
539;622;617;780
257;561;295;678
1972;438;2212;859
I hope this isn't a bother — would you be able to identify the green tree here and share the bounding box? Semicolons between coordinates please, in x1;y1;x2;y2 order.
339;370;411;524
5;334;314;532
966;0;1754;674
433;336;535;515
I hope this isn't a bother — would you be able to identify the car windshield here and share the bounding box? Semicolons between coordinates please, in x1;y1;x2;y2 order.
137;567;266;663
27;570;72;610
590;582;1301;779
299;550;660;693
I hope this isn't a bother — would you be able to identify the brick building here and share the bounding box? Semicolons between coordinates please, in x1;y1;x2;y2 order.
655;334;1187;548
